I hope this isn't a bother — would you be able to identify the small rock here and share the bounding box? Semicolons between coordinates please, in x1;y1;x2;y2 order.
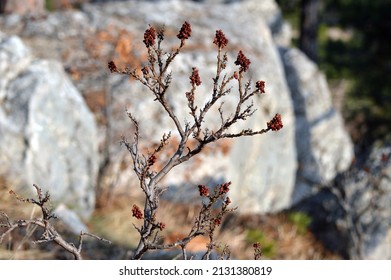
54;203;89;235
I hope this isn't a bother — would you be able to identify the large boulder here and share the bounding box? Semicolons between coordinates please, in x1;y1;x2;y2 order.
0;32;98;219
280;47;354;204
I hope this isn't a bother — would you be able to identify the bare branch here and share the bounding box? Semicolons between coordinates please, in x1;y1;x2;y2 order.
109;23;281;260
1;185;110;260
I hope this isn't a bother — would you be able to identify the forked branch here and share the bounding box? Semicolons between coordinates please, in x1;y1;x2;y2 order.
0;185;110;260
108;22;283;260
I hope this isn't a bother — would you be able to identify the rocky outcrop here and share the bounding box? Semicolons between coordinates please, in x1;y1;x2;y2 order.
5;0;388;259
0;0;353;215
0;32;98;219
293;144;391;259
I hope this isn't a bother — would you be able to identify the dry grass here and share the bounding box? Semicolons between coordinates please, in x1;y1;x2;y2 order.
1;176;340;260
0;180;57;260
88;194;341;260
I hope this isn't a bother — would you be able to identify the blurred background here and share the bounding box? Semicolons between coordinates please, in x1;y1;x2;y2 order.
0;0;390;260
277;0;391;153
